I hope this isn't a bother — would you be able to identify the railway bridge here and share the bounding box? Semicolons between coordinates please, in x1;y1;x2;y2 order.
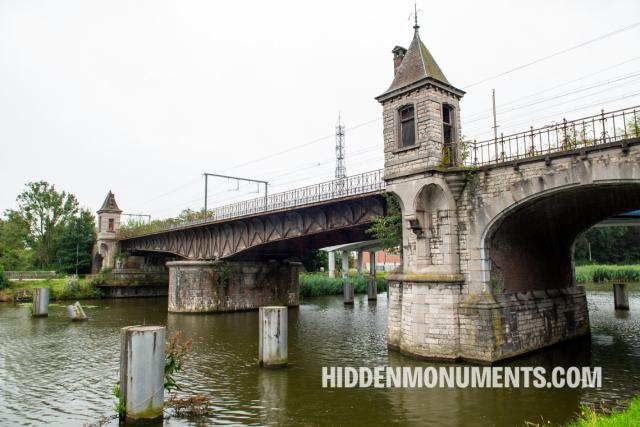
94;23;640;362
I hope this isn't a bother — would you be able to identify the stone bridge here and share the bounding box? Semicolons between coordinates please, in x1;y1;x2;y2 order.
94;21;640;362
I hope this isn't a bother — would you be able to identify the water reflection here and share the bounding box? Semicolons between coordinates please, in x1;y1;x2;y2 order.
0;292;638;426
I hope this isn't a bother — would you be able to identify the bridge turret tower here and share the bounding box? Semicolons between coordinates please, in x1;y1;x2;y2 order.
376;20;465;276
93;191;122;272
377;19;468;360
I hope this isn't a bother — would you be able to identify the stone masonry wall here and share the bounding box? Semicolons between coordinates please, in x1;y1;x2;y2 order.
458;287;590;362
383;85;462;177
168;260;300;313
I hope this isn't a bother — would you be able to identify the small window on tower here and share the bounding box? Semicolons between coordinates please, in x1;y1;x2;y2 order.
399;105;416;147
108;218;114;231
442;104;454;145
442;104;456;166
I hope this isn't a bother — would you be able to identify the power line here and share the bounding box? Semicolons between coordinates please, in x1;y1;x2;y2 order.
462;22;640;89
463;56;640;121
470;90;640;140
218;117;382;174
463;71;640;127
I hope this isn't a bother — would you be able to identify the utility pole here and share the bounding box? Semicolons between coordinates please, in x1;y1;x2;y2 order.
492;89;499;161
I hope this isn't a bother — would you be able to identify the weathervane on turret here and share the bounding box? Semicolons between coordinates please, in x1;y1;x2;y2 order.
409;1;422;30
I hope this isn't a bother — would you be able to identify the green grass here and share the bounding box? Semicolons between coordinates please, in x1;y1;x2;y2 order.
299;273;387;298
575;265;640;284
3;277;103;301
565;397;640;426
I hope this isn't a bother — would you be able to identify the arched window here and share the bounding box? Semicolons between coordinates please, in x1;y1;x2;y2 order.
399;105;416;147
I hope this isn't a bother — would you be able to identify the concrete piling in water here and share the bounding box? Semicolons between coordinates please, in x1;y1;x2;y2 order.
613;283;629;310
119;326;166;424
67;301;88;321
367;278;377;301
259;306;288;368
32;288;49;317
343;282;354;304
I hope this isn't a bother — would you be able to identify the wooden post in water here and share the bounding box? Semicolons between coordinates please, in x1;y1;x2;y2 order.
343;282;354;305
613;283;629;310
67;301;88;321
119;326;165;424
259;306;288;368
32;288;49;317
368;251;377;301
367;278;377;301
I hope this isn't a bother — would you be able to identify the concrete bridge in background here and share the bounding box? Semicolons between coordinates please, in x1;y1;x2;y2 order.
94;22;640;363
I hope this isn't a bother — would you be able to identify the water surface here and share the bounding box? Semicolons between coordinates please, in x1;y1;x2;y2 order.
0;291;638;426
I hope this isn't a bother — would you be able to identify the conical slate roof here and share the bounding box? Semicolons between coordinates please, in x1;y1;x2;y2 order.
98;191;122;213
377;27;463;100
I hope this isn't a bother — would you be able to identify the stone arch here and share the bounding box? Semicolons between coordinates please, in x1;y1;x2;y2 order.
480;181;640;292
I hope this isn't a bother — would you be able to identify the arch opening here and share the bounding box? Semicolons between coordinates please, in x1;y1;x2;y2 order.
485;183;640;292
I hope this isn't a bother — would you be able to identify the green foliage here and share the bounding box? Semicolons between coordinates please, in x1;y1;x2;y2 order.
575;264;640;284
366;193;402;253
301;250;328;272
574;226;640;265
55;209;96;274
0;212;34;270
299;273;387;298
90;268;113;286
7;181;79;268
0;266;11;290
112;382;126;417
119;208;215;238
565;397;640;427
165;332;193;394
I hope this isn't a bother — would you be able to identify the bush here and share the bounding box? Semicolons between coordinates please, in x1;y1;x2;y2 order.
54;276;103;300
299;273;387;298
0;266;10;290
90;268;112;286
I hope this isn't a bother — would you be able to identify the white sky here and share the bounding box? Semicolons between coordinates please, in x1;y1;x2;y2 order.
1;0;639;220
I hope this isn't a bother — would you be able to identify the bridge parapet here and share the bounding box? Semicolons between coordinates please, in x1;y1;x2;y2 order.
121;169;385;239
468;105;639;167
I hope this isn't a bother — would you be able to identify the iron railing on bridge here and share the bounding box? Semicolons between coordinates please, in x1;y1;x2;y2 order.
125;105;639;238
468;105;639;166
138;169;385;234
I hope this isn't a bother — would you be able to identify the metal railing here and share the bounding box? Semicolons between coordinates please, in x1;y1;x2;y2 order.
468;106;640;166
131;169;385;235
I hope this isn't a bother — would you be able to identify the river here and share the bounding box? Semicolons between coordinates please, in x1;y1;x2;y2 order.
0;290;638;426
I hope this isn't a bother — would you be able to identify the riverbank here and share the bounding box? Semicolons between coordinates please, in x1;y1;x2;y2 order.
565;397;640;426
299;273;387;298
575;264;640;284
0;277;103;301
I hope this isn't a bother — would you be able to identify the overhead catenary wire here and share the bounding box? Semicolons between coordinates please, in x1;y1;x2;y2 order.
461;21;640;89
139;25;640;218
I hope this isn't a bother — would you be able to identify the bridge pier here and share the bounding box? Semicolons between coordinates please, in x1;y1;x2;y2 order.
167;260;301;313
387;275;590;362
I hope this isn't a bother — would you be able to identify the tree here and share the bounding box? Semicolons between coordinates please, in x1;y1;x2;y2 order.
8;181;79;268
366;193;402;253
56;209;97;274
574;226;640;265
0;211;34;270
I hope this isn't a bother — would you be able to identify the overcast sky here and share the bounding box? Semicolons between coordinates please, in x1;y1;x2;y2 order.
1;0;639;220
